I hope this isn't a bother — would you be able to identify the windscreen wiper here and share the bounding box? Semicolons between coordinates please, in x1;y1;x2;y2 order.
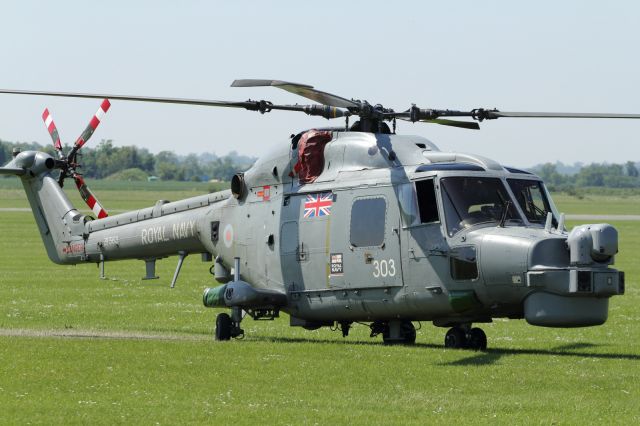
499;200;512;227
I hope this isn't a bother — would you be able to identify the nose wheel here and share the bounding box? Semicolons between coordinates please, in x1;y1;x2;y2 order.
444;326;487;351
215;313;232;340
214;309;244;341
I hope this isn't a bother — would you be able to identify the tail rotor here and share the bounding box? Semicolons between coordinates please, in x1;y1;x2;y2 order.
73;174;108;219
40;100;111;218
67;99;111;164
42;108;65;159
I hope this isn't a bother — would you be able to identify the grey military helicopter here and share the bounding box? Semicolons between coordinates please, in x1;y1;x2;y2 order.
0;80;632;350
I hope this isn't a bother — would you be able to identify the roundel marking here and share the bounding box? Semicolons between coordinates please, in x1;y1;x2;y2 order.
223;224;234;248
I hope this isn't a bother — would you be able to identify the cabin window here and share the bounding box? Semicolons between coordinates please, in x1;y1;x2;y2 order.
416;179;439;223
350;197;386;247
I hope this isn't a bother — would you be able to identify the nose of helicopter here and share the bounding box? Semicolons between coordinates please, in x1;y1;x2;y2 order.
465;225;623;327
473;227;560;286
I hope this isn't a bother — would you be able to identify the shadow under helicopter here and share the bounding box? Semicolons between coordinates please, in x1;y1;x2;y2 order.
248;335;640;364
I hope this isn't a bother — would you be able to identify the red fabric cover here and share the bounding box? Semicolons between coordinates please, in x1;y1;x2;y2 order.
294;130;333;184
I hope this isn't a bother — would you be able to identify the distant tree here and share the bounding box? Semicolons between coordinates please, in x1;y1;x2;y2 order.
155;151;183;180
576;164;607;187
575;163;639;188
626;161;639;177
534;163;566;188
209;156;238;181
180;153;203;181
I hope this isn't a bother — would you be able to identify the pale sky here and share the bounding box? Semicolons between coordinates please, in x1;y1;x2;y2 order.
1;1;639;167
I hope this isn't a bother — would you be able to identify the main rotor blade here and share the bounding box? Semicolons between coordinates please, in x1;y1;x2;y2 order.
425;119;480;130
483;111;640;120
231;79;360;109
393;107;640;123
0;89;263;109
0;88;348;119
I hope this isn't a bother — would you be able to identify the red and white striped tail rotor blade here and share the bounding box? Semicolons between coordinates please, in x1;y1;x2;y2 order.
73;174;108;219
41;108;64;158
73;99;111;150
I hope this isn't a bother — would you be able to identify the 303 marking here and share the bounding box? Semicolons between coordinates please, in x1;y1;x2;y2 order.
372;259;396;278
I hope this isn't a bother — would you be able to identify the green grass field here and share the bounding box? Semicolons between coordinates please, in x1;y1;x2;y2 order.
1;184;639;424
553;193;640;215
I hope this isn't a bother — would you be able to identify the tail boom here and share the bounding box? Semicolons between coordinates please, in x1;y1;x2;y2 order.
4;149;231;266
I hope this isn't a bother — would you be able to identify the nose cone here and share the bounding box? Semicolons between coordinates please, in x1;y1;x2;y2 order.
471;228;568;285
528;236;570;269
478;229;535;285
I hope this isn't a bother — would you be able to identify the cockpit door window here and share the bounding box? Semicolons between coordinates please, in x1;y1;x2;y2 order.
440;177;522;237
507;179;554;224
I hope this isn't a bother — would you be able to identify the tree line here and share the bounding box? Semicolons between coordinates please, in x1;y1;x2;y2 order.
532;161;640;190
3;138;638;188
0;139;255;182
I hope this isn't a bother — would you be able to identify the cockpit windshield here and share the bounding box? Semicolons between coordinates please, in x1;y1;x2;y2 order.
440;177;522;237
507;179;554;224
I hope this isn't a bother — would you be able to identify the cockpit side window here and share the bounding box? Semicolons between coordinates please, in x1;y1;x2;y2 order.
507;179;554;224
440;177;522;237
416;179;440;223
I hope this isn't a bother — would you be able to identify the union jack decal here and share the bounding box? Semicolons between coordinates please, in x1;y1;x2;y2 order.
303;192;333;218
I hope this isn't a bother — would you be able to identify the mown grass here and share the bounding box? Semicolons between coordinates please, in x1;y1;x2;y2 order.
0;189;639;423
553;193;640;215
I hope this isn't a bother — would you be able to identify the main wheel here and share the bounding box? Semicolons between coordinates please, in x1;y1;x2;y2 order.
400;321;416;345
444;327;467;349
467;327;487;351
382;321;417;345
215;312;232;341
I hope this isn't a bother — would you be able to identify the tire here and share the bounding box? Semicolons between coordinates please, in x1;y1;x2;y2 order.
468;327;487;351
444;327;467;349
401;321;416;345
215;312;232;341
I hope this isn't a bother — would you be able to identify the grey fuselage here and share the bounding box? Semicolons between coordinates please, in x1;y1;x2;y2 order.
6;131;624;328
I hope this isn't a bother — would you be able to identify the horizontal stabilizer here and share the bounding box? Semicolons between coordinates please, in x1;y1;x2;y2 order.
0;167;25;176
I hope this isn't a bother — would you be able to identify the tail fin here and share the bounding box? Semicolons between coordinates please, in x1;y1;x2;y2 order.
3;150;86;264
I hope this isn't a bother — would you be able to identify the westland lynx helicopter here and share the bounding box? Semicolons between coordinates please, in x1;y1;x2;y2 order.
0;80;632;350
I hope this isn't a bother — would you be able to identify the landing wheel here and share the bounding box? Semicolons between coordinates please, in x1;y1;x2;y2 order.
400;321;416;345
215;312;232;341
382;320;416;345
444;327;467;349
467;327;487;351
